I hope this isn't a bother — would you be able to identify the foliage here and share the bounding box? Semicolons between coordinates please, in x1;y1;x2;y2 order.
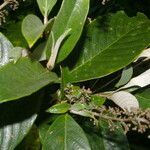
0;0;150;149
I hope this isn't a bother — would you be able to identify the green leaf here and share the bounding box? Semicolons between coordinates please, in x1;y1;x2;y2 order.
0;57;58;103
31;42;47;61
45;0;89;63
46;28;71;70
44;18;55;34
65;11;150;83
120;69;150;90
37;0;57;18
115;66;133;88
1;20;28;48
0;0;37;48
0;33;13;66
91;95;106;107
71;103;88;111
0;93;41;150
9;47;25;63
0;33;27;66
98;121;130;150
42;114;91;150
39;115;58;144
83;121;129;150
135;88;150;109
47;102;70;114
22;14;45;48
86;131;106;150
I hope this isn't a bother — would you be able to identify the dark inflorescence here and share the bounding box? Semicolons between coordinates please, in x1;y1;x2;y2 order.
97;106;150;134
0;0;19;25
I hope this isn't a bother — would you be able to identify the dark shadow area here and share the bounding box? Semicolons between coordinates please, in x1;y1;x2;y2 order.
0;82;59;127
61;27;88;69
134;84;150;92
89;0;150;19
127;130;150;150
80;71;120;93
133;59;150;76
0;91;42;127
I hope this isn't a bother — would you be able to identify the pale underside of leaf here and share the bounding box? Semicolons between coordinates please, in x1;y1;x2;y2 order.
0;115;36;150
0;93;42;150
109;91;139;111
115;66;133;88
121;69;150;89
0;33;13;66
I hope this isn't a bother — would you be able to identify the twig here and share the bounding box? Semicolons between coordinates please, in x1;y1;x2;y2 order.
47;29;71;70
0;1;9;10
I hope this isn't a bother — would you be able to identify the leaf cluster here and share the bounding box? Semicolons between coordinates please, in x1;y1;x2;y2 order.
0;0;150;149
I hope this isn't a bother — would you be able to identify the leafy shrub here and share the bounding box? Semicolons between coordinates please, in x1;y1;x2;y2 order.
0;0;150;149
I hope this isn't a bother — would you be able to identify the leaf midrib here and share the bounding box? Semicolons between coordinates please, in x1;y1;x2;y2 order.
71;21;147;73
64;114;67;150
57;0;81;36
44;0;48;17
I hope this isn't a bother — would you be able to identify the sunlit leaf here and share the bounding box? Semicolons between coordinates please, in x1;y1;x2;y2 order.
91;95;106;107
47;102;71;114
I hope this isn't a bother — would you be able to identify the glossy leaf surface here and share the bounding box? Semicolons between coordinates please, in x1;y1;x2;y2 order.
65;11;150;83
0;58;58;103
42;114;91;150
45;0;89;63
81;120;129;150
37;0;57;17
98;121;130;150
47;102;70;114
0;94;41;150
0;33;13;66
135;88;150;109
